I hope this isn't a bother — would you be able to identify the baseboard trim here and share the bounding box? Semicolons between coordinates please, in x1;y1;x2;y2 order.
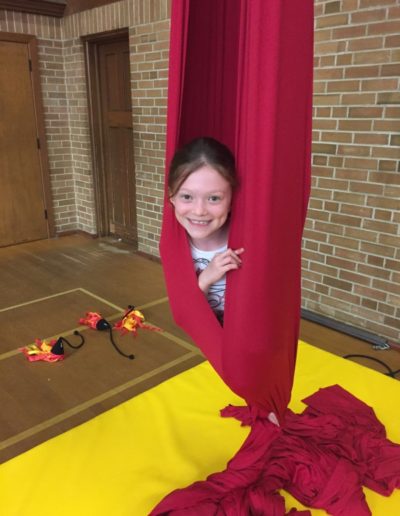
57;230;98;239
301;308;393;348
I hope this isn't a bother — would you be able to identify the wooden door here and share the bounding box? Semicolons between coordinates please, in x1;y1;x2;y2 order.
97;37;137;244
0;36;51;247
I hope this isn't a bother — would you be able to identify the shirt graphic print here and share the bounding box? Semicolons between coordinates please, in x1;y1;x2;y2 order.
190;243;227;317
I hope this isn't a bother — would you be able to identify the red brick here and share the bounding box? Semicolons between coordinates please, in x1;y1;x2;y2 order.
323;276;353;292
369;172;400;185
373;120;400;132
368;21;400;36
363;219;398;234
310;262;338;277
338;144;371;157
315;221;345;235
317;178;349;190
315;40;347;55
358;264;391;280
349;182;384;195
354;133;388;145
378;160;397;171
353;285;387;302
367;196;399;210
371;147;400;160
378;234;400;247
335;169;369;181
361;298;378;310
325;1;341;14
321;55;336;67
360;0;397;7
314;68;344;80
312;143;338;154
327;80;360;92
313;91;341;106
347;37;383;51
332;25;366;39
328;156;344;167
333;248;367;264
326;256;357;270
331;107;348;117
344;157;378;170
336;54;353;66
340;270;371;286
321;131;353;143
361;242;396;258
329;235;361;250
340;204;373;218
377;92;400;104
361;78;397;91
313;155;328;166
373;279;400;296
329;288;361;305
354;50;392;65
351;8;386;23
337;119;372;131
385;34;400;47
316;13;349;29
381;64;400;76
344;227;377;243
319;244;334;255
340;93;376;105
311;188;332;199
344;65;380;78
348;106;383;118
324;201;340;212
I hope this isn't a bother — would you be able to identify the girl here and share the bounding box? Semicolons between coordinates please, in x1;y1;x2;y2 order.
168;137;244;324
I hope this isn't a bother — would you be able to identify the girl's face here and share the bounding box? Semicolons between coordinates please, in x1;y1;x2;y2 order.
171;165;232;250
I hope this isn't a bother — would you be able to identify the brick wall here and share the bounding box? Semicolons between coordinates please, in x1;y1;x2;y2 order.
303;0;400;344
130;17;169;255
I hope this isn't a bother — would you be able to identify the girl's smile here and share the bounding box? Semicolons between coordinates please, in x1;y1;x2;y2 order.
171;165;232;251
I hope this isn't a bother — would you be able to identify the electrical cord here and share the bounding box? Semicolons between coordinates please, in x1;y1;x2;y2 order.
343;354;400;378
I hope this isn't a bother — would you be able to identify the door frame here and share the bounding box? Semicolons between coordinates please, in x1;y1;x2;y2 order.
82;28;131;238
0;31;55;238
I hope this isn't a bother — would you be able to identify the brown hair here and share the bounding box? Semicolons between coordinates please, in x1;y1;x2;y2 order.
168;137;237;198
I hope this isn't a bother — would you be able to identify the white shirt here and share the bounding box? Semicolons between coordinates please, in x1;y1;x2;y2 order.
190;242;227;314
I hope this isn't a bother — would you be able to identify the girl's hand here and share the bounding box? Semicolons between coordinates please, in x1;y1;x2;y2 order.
198;248;244;293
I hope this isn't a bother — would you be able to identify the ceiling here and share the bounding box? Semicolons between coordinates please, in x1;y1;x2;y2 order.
0;0;119;18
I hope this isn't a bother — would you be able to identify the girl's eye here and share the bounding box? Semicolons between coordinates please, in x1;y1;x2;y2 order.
179;193;192;201
209;195;221;202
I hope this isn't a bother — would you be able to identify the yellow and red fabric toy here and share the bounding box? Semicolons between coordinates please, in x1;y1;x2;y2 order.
79;311;110;331
21;338;65;363
20;333;85;363
114;306;161;336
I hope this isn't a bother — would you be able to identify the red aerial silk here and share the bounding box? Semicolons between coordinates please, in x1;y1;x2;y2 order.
153;1;400;514
160;0;312;421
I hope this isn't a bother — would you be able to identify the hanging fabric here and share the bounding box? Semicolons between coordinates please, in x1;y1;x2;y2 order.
153;0;400;514
160;0;312;421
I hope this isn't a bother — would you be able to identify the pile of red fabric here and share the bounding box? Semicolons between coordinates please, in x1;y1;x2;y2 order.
152;385;400;515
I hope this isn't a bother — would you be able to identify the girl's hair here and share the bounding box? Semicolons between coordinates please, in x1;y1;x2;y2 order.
168;137;237;197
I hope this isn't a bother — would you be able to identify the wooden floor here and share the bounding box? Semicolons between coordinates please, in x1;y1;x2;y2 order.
0;235;399;464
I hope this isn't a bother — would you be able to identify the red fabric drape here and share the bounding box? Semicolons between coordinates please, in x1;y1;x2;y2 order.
153;1;400;514
161;0;313;419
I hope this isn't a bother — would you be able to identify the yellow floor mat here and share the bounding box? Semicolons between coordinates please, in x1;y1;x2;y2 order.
1;341;400;515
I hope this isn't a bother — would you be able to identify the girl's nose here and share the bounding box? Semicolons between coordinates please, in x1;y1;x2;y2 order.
192;198;207;215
